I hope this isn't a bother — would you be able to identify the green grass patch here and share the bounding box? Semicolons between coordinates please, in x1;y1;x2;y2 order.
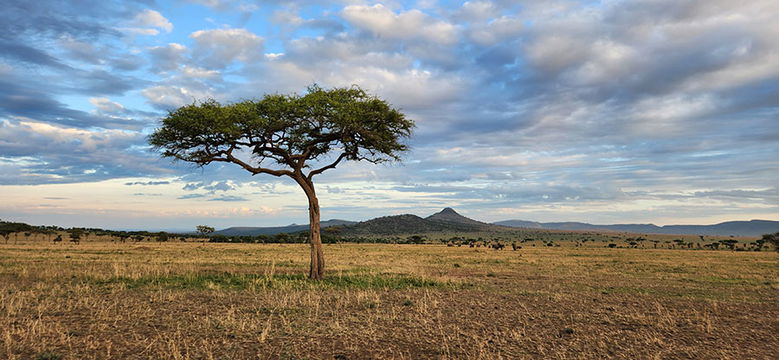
89;272;461;291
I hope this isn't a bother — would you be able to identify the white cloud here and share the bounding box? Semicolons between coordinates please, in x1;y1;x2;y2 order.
525;35;591;74
240;38;467;110
141;85;212;109
190;28;264;68
458;1;499;22
338;68;466;109
119;27;160;36
181;66;221;79
629;94;717;135
342;4;458;45
570;40;639;85
0;119;140;154
133;9;173;33
469;16;523;46
272;8;305;27
89;97;124;113
148;43;188;72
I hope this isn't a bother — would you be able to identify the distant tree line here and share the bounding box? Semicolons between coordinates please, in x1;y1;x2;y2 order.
205;231;432;244
3;219;779;251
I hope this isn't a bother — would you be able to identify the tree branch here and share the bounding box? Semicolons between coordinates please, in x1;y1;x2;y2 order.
254;145;295;167
205;147;294;178
307;152;348;180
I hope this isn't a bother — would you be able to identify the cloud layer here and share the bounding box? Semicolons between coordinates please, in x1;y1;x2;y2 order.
0;0;777;228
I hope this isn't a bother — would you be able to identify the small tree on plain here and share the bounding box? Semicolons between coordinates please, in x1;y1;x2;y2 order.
196;225;215;238
150;85;413;279
68;229;83;244
762;232;779;252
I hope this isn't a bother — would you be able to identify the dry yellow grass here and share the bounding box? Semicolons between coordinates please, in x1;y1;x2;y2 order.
1;239;778;359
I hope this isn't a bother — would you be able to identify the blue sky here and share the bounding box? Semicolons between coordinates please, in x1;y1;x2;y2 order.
1;0;777;231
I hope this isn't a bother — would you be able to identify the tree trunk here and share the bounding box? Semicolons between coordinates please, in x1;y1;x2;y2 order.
307;194;325;280
297;176;325;280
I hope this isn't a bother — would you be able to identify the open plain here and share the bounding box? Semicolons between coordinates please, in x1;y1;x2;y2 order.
1;239;777;359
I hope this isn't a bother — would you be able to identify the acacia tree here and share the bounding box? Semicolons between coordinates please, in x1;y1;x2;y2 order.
196;225;215;238
149;85;413;279
763;232;779;252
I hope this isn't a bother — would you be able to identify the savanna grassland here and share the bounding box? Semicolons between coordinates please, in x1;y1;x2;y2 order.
1;238;778;359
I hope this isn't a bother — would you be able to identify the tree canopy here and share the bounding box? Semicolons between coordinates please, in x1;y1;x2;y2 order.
148;85;413;181
196;225;215;237
763;232;779;252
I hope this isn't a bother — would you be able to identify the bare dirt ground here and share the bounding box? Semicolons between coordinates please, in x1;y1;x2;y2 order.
1;241;777;359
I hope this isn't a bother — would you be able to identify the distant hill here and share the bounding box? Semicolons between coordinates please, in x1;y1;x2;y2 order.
215;219;356;236
340;208;509;235
426;207;490;226
214;209;778;237
339;214;459;235
493;219;779;237
214;208;502;237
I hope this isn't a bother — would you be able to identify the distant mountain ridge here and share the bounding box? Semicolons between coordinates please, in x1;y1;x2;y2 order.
214;208;778;237
215;219;356;236
493;219;779;237
216;208;504;236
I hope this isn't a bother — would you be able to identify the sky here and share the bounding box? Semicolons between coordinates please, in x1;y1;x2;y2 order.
0;0;778;231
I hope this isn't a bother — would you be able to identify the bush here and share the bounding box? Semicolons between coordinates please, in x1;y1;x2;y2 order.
762;232;779;252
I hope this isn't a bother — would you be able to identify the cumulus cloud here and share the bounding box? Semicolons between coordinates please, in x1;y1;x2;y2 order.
342;4;458;45
89;97;124;113
0;119;168;184
0;120;137;154
234;34;469;110
148;43;188;72
190;28;264;68
183;180;238;193
457;1;500;22
272;8;344;34
141;85;213;110
468;16;523;46
120;9;173;36
133;10;173;33
180;66;221;79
